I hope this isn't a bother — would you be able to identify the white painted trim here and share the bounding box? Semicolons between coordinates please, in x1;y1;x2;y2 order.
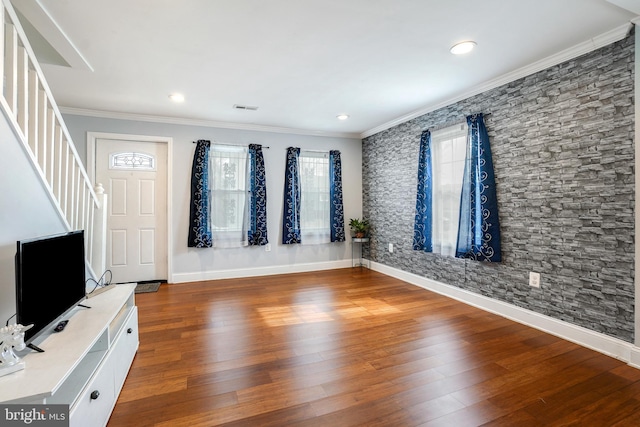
0;95;70;230
87;132;173;283
629;347;640;369
58;23;633;142
606;0;640;16
361;23;633;138
369;261;637;365
62;107;361;140
171;259;352;283
86;132;172;182
167;136;174;287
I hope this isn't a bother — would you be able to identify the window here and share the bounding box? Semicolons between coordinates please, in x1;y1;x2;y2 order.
300;151;330;244
282;147;344;245
209;145;248;248
110;152;155;170
413;113;500;262
430;123;467;256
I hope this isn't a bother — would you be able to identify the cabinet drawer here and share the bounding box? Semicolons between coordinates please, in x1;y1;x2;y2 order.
69;358;115;427
112;307;139;393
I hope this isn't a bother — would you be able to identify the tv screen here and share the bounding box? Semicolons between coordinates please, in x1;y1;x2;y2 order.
15;230;87;344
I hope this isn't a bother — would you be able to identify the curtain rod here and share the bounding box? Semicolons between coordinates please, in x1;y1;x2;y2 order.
297;148;330;153
426;112;492;133
192;141;270;149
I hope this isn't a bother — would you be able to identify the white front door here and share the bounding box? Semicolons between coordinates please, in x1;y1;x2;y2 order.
95;137;168;284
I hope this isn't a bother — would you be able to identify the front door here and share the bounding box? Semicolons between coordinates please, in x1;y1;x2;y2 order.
95;137;168;283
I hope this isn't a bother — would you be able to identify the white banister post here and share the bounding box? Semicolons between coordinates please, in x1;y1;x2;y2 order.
4;22;17;115
16;45;28;139
91;183;108;276
28;68;39;165
0;6;5;95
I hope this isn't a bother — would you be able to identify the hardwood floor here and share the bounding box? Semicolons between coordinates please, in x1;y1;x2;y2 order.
107;268;640;426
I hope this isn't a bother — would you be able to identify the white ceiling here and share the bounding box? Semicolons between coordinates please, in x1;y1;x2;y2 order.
12;0;639;138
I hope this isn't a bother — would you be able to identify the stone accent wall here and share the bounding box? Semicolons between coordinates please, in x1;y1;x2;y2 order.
362;33;635;342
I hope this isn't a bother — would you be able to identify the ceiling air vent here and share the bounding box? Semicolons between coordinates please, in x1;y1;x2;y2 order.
233;104;259;111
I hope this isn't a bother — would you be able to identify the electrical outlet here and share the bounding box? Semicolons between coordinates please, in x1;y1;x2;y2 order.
529;272;540;288
265;243;271;252
388;243;394;253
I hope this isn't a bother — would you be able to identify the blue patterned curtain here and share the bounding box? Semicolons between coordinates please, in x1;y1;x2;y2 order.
248;144;268;245
282;147;301;244
456;113;501;262
188;140;213;247
412;130;433;251
329;150;345;242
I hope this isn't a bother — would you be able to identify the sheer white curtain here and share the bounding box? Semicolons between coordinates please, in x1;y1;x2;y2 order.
430;123;467;256
210;145;249;248
300;151;330;245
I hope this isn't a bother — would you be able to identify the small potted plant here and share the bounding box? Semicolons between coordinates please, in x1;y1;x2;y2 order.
349;218;370;238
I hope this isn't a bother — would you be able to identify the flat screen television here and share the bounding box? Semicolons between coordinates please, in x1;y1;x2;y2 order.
15;230;87;346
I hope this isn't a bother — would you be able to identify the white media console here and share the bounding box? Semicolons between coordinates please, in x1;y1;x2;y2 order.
0;283;138;427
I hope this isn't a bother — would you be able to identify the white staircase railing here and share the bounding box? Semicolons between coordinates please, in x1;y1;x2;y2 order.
0;0;106;279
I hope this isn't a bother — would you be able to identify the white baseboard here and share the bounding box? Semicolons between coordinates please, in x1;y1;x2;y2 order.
369;260;640;367
629;347;640;369
171;259;352;283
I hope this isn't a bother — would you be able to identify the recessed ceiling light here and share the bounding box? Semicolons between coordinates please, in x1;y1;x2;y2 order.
337;114;350;120
450;41;476;55
169;93;185;102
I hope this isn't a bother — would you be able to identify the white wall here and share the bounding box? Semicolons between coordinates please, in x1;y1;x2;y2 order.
62;114;363;283
0;113;67;325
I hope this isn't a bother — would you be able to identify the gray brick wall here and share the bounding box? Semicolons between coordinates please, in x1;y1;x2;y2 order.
362;33;635;342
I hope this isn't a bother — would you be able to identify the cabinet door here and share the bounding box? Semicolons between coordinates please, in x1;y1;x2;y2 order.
69;358;116;427
112;308;139;393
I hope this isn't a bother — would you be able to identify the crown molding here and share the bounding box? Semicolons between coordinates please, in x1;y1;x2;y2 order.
58;22;635;142
59;107;362;140
606;0;640;15
361;22;634;139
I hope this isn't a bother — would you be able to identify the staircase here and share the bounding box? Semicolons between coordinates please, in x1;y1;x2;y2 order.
0;0;106;279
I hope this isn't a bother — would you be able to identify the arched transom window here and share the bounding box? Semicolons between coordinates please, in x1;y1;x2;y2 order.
109;152;155;170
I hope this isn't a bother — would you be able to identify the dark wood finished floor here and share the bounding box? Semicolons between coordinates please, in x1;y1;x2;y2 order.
107;268;640;426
